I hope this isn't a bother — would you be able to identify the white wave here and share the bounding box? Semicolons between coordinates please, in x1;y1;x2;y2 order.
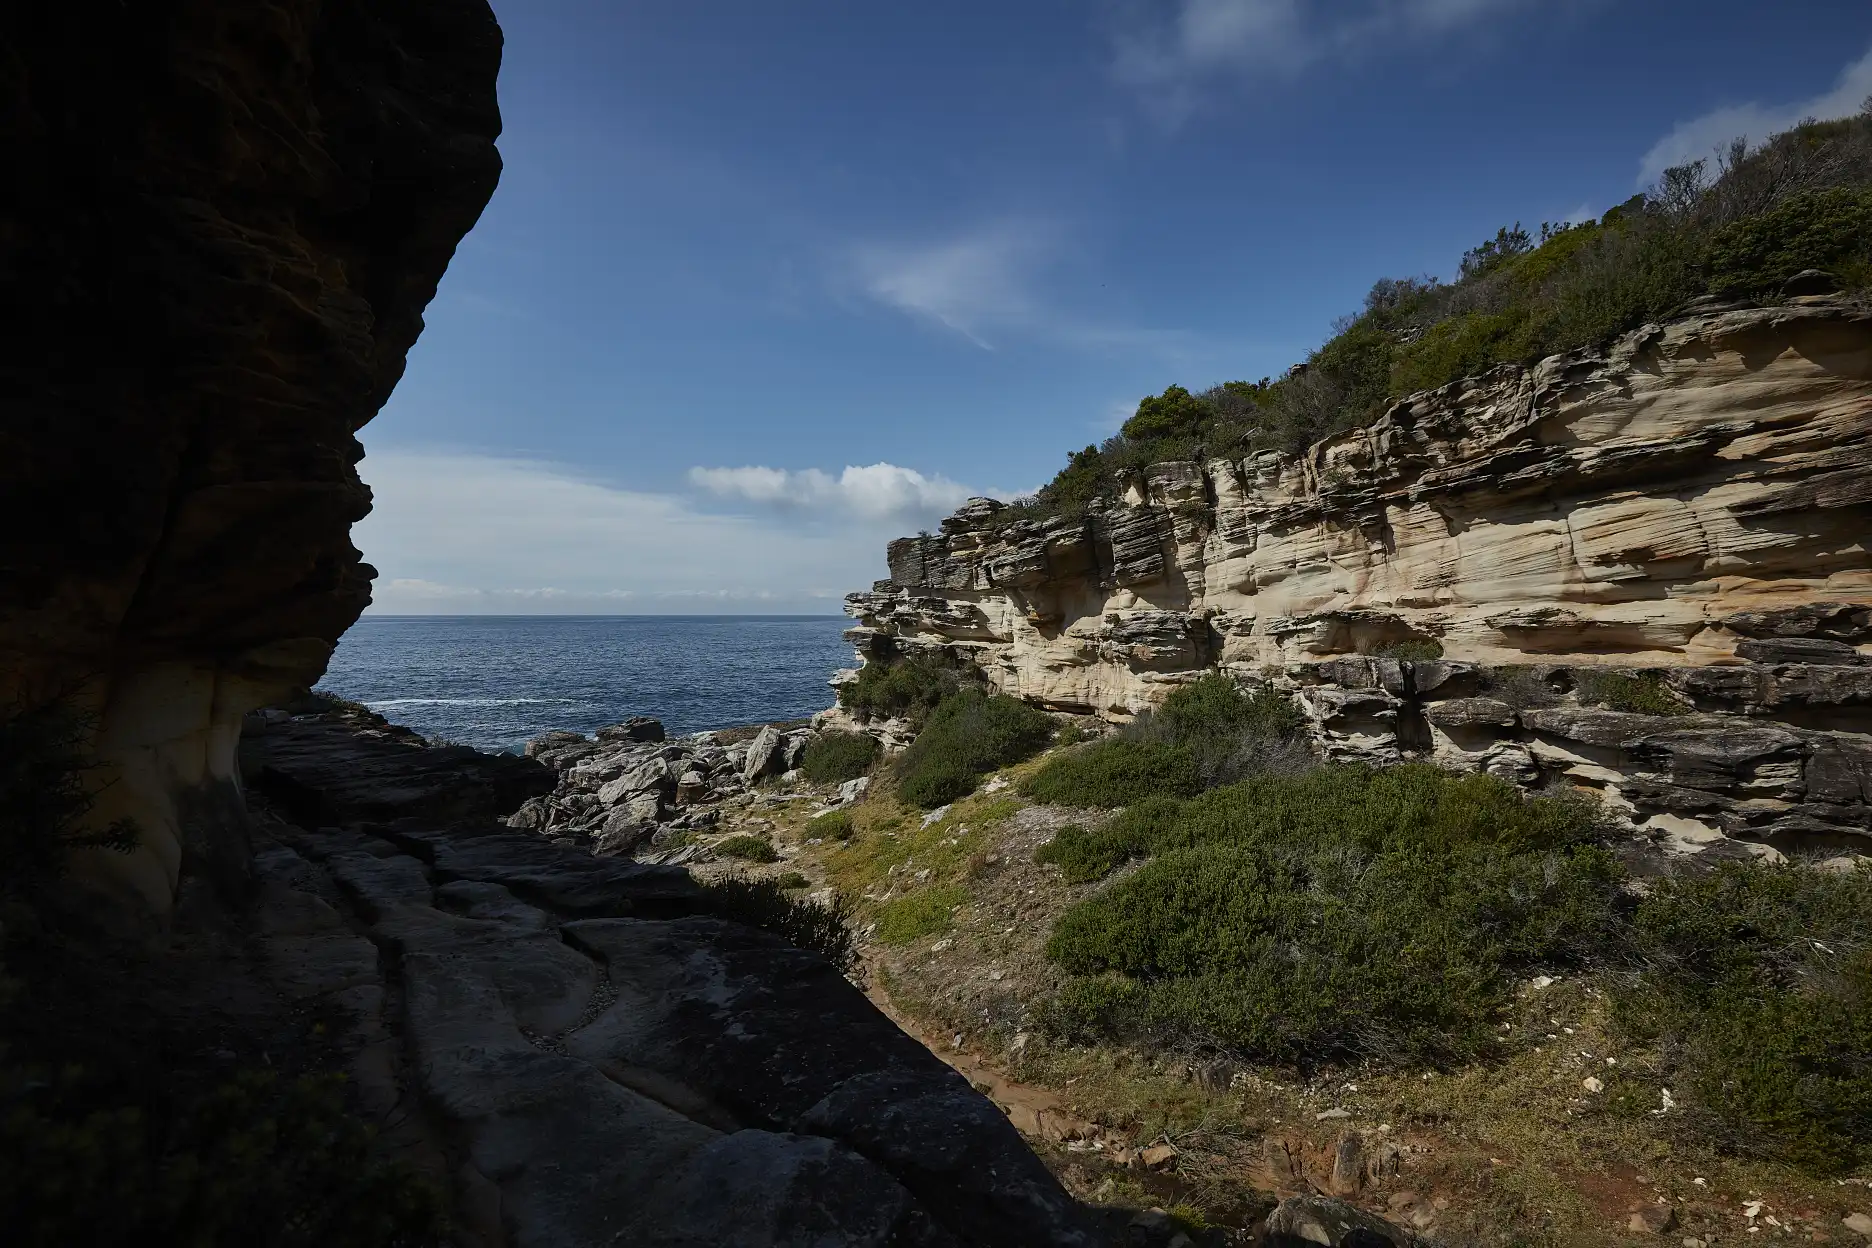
365;697;584;708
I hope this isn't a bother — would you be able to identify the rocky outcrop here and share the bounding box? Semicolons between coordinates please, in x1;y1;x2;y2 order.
510;718;840;862
242;714;1101;1248
845;297;1872;857
1;1;504;925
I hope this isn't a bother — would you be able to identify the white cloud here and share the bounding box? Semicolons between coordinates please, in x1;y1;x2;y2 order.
687;462;976;520
354;447;898;614
845;224;1046;348
839;221;1201;356
1111;0;1545;123
1637;44;1872;187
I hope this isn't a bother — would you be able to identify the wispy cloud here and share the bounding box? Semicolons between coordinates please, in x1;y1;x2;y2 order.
355;447;894;614
840;220;1200;356
687;462;977;521
1110;0;1547;124
1636;43;1872;187
846;224;1044;348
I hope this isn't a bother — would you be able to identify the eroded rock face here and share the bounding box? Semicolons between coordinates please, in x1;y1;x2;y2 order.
0;1;503;923
850;299;1872;715
844;299;1872;856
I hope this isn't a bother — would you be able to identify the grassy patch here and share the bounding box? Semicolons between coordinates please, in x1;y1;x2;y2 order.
773;871;810;890
715;834;779;863
809;809;857;841
875;885;970;945
801;731;880;784
894;689;1055;809
1577;671;1689;716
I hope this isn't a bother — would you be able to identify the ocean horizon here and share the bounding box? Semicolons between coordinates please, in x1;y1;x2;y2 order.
319;614;852;753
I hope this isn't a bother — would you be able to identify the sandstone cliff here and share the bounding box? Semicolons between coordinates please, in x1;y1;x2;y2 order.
844;297;1872;856
1;1;503;924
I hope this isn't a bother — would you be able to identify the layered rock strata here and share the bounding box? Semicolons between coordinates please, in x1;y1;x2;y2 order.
1;1;502;925
844;298;1872;855
242;714;1101;1248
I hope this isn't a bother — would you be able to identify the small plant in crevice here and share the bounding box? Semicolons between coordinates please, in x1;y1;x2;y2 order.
1372;637;1444;661
695;874;857;971
1578;670;1690;716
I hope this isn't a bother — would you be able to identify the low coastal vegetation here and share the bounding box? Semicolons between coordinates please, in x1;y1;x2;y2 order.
812;665;1872;1179
997;108;1872;524
836;656;962;726
799;729;880;783
892;688;1055;808
1024;673;1308;807
696;874;857;971
714;833;780;863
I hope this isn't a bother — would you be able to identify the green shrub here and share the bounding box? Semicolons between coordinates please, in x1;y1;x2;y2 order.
1579;671;1688;716
1023;742;1201;808
874;885;969;945
0;1066;445;1247
1006;111;1872;522
1024;675;1308;805
1039;765;1618;1066
696;874;857;970
1373;638;1445;661
1615;860;1872;1173
810;809;857;841
800;731;881;784
838;659;962;726
774;871;810;890
1053;719;1098;747
1;704;138;896
1706;186;1872;297
715;834;779;863
893;689;1055;809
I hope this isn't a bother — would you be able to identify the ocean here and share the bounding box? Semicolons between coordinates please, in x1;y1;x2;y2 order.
317;615;853;753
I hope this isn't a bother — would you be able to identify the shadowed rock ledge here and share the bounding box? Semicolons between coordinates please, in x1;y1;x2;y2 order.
0;0;503;925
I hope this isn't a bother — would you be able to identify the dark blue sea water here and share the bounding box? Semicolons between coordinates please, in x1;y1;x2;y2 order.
318;616;852;753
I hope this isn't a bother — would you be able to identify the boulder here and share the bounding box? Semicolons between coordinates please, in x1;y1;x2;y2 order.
1263;1195;1416;1248
526;729;590;759
743;725;786;781
598;716;666;744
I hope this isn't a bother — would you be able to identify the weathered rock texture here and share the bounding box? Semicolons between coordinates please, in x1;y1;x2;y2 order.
243;715;1102;1248
0;1;503;922
845;298;1872;856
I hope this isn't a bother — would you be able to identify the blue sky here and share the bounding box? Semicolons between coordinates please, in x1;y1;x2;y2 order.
360;0;1872;614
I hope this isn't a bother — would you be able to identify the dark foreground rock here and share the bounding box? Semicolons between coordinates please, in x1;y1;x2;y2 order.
243;715;1102;1247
